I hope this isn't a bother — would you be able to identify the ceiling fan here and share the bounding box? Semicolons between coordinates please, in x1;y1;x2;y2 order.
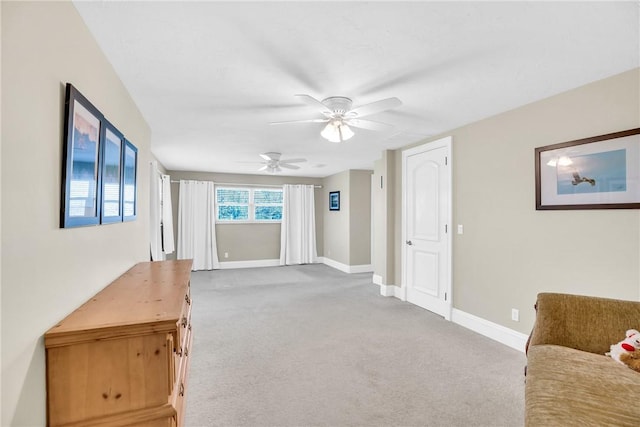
257;152;306;173
270;94;402;143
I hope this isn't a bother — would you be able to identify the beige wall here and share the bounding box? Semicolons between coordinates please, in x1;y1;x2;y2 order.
1;2;152;425
372;159;386;280
372;151;396;283
392;68;640;334
349;170;373;265
323;170;373;266
322;170;350;264
167;171;324;261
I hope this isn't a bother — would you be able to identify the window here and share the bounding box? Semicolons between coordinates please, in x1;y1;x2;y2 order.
216;187;282;222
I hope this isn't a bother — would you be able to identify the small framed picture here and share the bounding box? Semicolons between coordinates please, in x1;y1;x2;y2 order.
100;119;124;224
535;128;640;210
61;84;104;228
122;139;138;221
329;191;340;211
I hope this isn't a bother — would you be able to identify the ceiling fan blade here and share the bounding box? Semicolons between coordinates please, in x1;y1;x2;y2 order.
347;119;393;132
348;97;402;118
279;158;306;163
295;94;334;115
279;163;300;170
258;165;269;171
269;118;329;125
260;152;282;162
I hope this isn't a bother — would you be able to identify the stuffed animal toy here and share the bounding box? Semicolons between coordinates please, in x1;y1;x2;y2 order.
607;329;640;365
619;349;640;373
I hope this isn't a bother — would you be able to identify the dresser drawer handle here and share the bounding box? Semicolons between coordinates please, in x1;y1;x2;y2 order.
179;382;185;397
181;316;187;328
185;294;191;305
184;347;189;357
188;324;192;332
177;346;182;357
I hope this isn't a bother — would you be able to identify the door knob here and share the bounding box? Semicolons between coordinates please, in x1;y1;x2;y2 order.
406;240;413;245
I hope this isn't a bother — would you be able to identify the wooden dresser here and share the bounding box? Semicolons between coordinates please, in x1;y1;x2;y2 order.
45;260;193;427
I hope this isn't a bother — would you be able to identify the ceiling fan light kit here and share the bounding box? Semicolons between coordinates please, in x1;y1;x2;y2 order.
321;120;354;143
270;94;402;143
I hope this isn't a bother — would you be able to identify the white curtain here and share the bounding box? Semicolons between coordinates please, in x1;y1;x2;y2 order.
177;180;220;270
280;184;317;265
161;175;175;255
149;162;163;261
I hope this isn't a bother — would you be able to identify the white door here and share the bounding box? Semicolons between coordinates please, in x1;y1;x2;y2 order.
402;137;452;319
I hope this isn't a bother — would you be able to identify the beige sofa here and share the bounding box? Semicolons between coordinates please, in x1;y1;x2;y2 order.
525;292;640;427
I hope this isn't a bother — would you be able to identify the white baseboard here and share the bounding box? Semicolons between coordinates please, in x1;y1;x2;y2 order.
219;259;280;269
380;284;400;297
373;275;402;297
318;257;373;274
350;264;373;273
451;308;528;353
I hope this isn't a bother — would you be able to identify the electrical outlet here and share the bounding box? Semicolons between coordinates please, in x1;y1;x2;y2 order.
224;252;229;259
511;308;519;322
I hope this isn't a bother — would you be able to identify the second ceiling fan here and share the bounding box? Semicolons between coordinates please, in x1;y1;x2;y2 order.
257;152;306;173
270;94;402;143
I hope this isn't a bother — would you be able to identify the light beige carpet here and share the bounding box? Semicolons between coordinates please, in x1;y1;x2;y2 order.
184;264;525;427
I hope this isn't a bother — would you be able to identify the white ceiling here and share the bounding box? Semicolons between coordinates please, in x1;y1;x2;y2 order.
73;1;639;178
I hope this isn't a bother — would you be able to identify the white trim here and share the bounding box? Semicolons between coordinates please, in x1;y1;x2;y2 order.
381;284;403;298
380;285;395;297
219;259;280;269
401;136;453;320
349;264;374;274
319;257;373;274
373;274;403;298
451;309;529;353
398;284;407;301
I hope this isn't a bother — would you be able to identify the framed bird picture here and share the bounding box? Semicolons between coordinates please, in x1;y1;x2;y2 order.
535;128;640;210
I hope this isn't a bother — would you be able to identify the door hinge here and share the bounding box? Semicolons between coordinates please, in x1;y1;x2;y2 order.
445;292;447;301
445;156;448;166
445;224;448;233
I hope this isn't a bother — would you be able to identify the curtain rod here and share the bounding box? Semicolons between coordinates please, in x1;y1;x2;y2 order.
170;180;322;189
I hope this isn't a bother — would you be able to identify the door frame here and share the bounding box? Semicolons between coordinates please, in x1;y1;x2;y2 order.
401;136;453;320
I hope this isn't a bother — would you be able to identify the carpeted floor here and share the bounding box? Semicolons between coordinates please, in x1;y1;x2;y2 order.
184;264;525;427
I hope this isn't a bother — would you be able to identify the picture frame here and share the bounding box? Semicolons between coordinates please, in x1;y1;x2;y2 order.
61;84;104;228
100;119;124;224
329;191;340;211
535;128;640;210
122;139;138;221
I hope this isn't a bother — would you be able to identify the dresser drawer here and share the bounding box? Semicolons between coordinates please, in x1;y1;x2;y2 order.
47;334;170;426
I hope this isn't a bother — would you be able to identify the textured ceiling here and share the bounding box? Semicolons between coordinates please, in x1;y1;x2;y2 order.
73;1;639;177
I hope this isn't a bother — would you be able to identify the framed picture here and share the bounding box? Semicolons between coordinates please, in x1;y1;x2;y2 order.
535;128;640;210
329;191;340;211
100;120;124;224
122;139;138;221
61;84;104;227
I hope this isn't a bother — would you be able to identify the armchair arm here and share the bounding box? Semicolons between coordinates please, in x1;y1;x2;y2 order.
528;292;640;355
